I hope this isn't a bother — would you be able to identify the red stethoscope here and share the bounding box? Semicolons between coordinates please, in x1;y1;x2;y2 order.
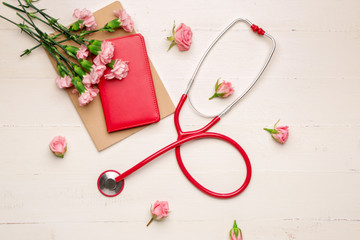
97;18;276;198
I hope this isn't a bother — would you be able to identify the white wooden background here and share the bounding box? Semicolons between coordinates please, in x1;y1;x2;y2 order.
1;0;359;239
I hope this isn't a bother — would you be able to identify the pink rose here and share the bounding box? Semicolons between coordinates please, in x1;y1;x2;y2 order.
147;200;169;226
230;220;242;240
174;23;192;51
49;136;67;158
264;120;289;144
55;75;72;88
73;8;97;31
76;44;89;59
273;126;289;143
114;9;134;32
104;59;129;80
78;87;99;106
167;22;193;51
93;41;114;65
209;79;234;99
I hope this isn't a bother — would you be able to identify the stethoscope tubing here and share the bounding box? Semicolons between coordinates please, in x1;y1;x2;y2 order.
114;94;252;199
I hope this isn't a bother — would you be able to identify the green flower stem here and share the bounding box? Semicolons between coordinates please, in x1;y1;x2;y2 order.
2;2;23;12
209;93;219;100
0;14;19;26
264;128;279;134
21;35;67;57
79;28;104;37
3;1;87;46
25;0;85;45
0;2;85;93
9;0;84;46
13;8;79;74
0;15;43;48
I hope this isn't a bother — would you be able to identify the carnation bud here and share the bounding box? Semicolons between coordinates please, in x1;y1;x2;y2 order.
79;59;93;72
57;65;66;78
72;76;86;94
104;19;121;32
72;63;86;78
69;20;84;31
64;45;80;59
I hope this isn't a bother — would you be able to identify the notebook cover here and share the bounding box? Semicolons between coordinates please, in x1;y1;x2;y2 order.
45;1;175;151
98;34;160;132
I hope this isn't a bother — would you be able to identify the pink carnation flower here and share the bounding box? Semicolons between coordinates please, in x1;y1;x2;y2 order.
90;64;107;84
104;59;129;80
78;87;99;106
76;44;89;59
82;64;106;87
93;41;114;65
73;8;97;31
55;75;73;88
114;9;134;32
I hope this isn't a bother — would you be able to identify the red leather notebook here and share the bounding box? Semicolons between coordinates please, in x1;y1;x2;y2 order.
98;34;160;132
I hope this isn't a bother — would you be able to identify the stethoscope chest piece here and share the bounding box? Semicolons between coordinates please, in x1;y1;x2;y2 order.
97;170;125;197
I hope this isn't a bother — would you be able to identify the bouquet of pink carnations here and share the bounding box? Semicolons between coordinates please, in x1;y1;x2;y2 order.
0;0;134;106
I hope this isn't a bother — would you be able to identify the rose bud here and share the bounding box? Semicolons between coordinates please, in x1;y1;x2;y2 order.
167;22;192;51
49;136;67;158
209;78;235;99
230;220;243;240
264;120;289;144
146;200;169;227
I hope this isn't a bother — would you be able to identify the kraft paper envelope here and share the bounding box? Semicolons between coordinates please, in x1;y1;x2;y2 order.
46;1;175;151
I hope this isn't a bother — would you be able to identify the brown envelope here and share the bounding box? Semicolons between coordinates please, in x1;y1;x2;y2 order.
46;1;175;151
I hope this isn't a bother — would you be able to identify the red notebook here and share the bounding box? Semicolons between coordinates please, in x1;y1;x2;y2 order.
98;34;160;132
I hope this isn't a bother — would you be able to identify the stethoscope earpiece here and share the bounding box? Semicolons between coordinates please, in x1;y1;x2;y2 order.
97;170;125;197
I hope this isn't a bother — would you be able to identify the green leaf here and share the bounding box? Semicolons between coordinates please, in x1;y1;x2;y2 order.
215;78;221;91
167;41;176;51
264;128;279;134
172;21;176;35
209;93;218;100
